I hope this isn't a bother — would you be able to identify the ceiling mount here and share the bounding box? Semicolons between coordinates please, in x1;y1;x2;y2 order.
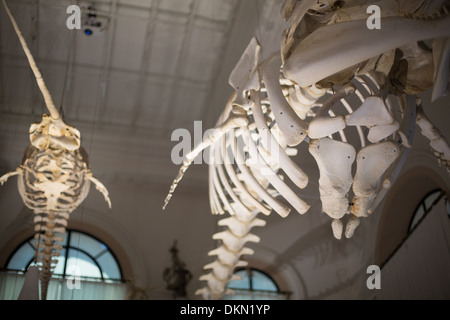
81;4;109;37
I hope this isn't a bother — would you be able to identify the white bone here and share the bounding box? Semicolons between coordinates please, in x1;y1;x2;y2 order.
229;37;261;108
250;90;309;189
163;106;247;210
331;219;343;240
346;96;394;127
211;160;235;216
367;121;400;143
216;161;252;216
309;138;356;220
281;0;317;62
345;216;360;239
416;104;450;170
209;162;224;215
208;245;253;266
203;261;233;281
260;53;308;146
218;216;266;237
308;115;347;139
0;169;20;186
241;127;310;216
213;230;260;252
220;134;271;215
231;130;291;217
352;141;400;217
2;0;60;120
88;175;111;209
431;38;450;102
283;16;450;88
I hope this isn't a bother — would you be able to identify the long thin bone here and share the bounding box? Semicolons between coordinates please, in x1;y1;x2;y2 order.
211;157;235;216
284;15;450;88
250;90;308;189
215;148;252;216
209;154;223;215
260;52;308;146
2;0;60;120
231;129;291;217
241;126;310;216
221;132;271;215
162;100;247;210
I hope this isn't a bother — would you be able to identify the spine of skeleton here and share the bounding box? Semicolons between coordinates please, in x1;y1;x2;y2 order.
33;210;68;300
195;209;265;300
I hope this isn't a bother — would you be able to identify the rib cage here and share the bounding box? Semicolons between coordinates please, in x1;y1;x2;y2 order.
17;146;92;299
194;60;413;298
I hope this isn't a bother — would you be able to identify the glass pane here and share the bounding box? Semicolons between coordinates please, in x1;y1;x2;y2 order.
96;252;121;280
424;191;441;210
69;232;107;257
65;249;101;278
251;270;278;291
228;269;250;289
7;242;35;271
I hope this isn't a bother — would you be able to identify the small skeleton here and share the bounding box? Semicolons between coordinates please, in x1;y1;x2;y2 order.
0;0;111;300
164;0;450;299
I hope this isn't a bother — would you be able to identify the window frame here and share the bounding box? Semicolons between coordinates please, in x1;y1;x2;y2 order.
4;229;123;283
226;267;290;299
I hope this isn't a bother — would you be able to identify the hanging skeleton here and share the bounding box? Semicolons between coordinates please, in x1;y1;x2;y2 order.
0;0;111;300
164;0;450;300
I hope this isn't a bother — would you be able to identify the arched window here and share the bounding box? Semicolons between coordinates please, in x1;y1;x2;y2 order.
1;230;126;300
224;267;289;300
409;189;446;231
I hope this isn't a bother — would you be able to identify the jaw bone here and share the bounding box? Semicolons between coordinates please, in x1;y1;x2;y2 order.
260;52;308;147
283;15;450;88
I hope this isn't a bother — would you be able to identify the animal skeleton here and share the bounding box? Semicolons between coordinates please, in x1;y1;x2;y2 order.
0;0;111;300
164;0;450;300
